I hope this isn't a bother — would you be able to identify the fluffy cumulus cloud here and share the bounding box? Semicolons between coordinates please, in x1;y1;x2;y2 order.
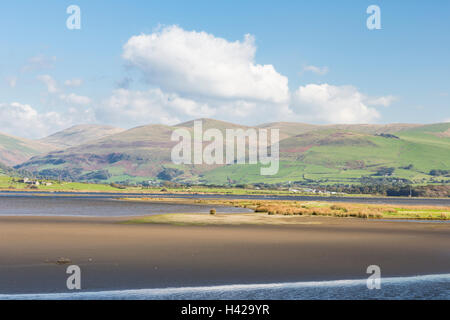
98;88;216;127
99;88;295;127
0;74;97;138
0;102;82;138
291;84;393;124
122;25;289;104
118;26;395;126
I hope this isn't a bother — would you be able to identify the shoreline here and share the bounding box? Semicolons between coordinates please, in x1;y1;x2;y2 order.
1;188;449;200
1;215;449;294
1;190;450;208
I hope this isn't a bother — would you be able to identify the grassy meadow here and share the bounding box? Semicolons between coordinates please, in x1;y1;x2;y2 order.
0;174;342;196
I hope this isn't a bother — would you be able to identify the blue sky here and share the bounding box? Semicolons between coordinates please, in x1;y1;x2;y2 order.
0;0;449;138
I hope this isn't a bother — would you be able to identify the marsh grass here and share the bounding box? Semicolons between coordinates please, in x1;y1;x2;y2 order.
126;197;450;221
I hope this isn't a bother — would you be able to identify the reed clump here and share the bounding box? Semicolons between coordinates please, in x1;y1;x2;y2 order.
260;203;386;219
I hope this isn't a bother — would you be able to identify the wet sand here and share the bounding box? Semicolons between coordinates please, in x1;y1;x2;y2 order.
0;215;449;294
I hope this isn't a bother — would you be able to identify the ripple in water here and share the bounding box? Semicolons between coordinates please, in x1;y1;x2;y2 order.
1;274;449;300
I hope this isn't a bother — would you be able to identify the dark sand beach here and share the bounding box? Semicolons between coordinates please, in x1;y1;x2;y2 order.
0;215;449;294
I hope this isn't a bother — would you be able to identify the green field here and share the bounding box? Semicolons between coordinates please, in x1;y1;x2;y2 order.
0;175;120;192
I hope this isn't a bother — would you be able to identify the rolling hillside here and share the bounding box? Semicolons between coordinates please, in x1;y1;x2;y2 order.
13;120;450;186
16;124;178;183
39;124;125;149
0;132;56;167
202;124;450;185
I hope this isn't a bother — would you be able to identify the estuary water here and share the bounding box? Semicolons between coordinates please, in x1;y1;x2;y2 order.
1;190;450;206
1;274;448;300
0;196;252;217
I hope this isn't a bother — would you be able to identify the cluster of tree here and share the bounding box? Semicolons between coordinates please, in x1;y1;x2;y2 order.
413;185;450;197
318;183;449;197
106;153;130;164
375;133;400;139
429;169;450;176
320;184;400;196
0;162;34;178
35;168;112;182
14;156;66;169
157;167;184;181
37;168;83;181
374;167;396;176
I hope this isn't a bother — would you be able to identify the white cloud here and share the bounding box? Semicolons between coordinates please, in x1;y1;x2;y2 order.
115;26;294;126
366;95;396;107
37;74;58;93
118;26;394;126
37;76;91;106
0;102;75;138
99;87;297;127
291;84;383;124
122;25;289;104
98;88;217;127
59;93;91;106
444;118;450;123
64;78;83;87
303;65;329;75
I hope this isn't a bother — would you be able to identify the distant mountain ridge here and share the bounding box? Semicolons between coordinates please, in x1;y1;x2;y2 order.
0;124;125;167
11;119;450;186
39;124;125;149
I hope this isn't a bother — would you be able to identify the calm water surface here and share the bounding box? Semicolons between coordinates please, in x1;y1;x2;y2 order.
0;196;252;217
1;274;448;300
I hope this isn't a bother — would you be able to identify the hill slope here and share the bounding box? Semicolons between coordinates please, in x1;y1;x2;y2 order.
0;132;56;166
203;124;450;185
39;124;125;149
16;124;179;183
14;120;450;185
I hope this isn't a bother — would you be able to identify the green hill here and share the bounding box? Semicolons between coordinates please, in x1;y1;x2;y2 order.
13;120;450;186
203;124;450;185
0;132;55;167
